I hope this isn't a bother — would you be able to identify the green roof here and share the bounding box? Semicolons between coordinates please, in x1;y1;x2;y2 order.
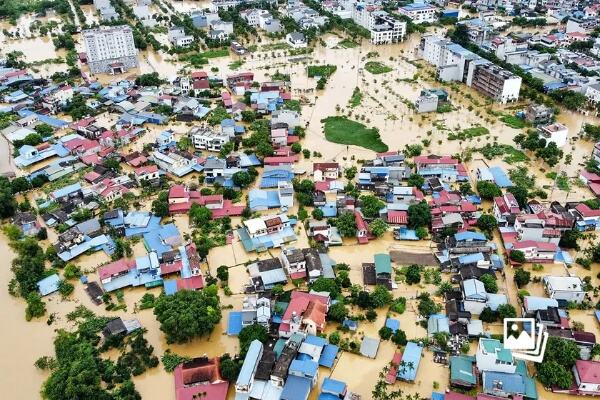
374;253;392;275
450;356;476;385
481;338;513;363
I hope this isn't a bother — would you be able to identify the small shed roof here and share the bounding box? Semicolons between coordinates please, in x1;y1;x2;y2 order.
374;253;392;275
37;274;60;296
360;336;380;359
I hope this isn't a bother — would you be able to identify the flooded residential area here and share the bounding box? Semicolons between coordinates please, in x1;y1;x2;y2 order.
3;0;600;400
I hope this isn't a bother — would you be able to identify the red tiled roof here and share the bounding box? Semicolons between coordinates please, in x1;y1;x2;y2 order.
84;171;101;182
169;185;188;199
576;360;600;384
176;276;204;291
304;300;327;327
191;71;208;79
387;210;408;225
573;331;596;344
354;211;367;231
290;271;306;280
282;291;329;322
160;260;183;275
576;203;600;218
263;155;298;165
135;164;158;175
513;240;557;252
414;155;458;165
98;259;135;280
81;154;101;165
313;162;339;172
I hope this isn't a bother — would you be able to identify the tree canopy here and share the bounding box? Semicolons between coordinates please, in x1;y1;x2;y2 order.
238;324;268;355
153;288;221;344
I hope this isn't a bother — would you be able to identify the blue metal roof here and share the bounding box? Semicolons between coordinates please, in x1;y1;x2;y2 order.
163;279;177;296
490;166;513;188
342;319;358;329
524;296;558;312
385;318;400;333
237;340;263;388
458;252;484;264
455;231;486;241
37;274;60;296
304;335;327;347
321;378;346;396
290;359;318;378
318;344;339;368
398;342;423;381
227;311;243;335
280;375;311;400
483;371;525;395
51;182;82;198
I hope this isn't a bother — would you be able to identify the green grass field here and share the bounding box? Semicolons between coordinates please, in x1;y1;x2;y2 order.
322;116;388;152
364;61;393;74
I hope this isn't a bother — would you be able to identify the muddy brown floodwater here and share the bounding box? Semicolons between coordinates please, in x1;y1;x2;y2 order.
3;7;600;399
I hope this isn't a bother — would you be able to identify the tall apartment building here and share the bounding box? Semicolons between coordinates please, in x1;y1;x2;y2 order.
352;5;406;45
470;63;522;104
419;35;521;104
83;26;138;74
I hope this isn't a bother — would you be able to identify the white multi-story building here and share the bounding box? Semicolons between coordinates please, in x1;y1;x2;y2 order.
586;83;600;103
543;276;586;304
476;338;517;374
83;26;138;74
419;35;521;103
352;6;406;45
397;3;438;24
189;126;230;152
538;122;568;147
168;26;194;48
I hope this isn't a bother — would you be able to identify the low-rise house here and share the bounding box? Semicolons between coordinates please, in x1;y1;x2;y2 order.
481;371;526;399
247;258;288;292
538;122;568;147
279;248;323;282
286;31;307;48
510;240;557;263
462;279;488;315
514;211;573;244
525;103;554;125
476;338;516;374
238;214;297;252
555;360;600;396
572;203;600;231
278;291;330;338
174;357;228;400
494;193;520;226
306;220;342;247
168;26;193;47
450;356;477;389
414;155;468;182
189;126;230;151
167;185;244;217
362;253;393;289
241;296;271;328
543;276;586;304
522;295;559;317
313;162;339;181
13;212;41;236
134;164;160;184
